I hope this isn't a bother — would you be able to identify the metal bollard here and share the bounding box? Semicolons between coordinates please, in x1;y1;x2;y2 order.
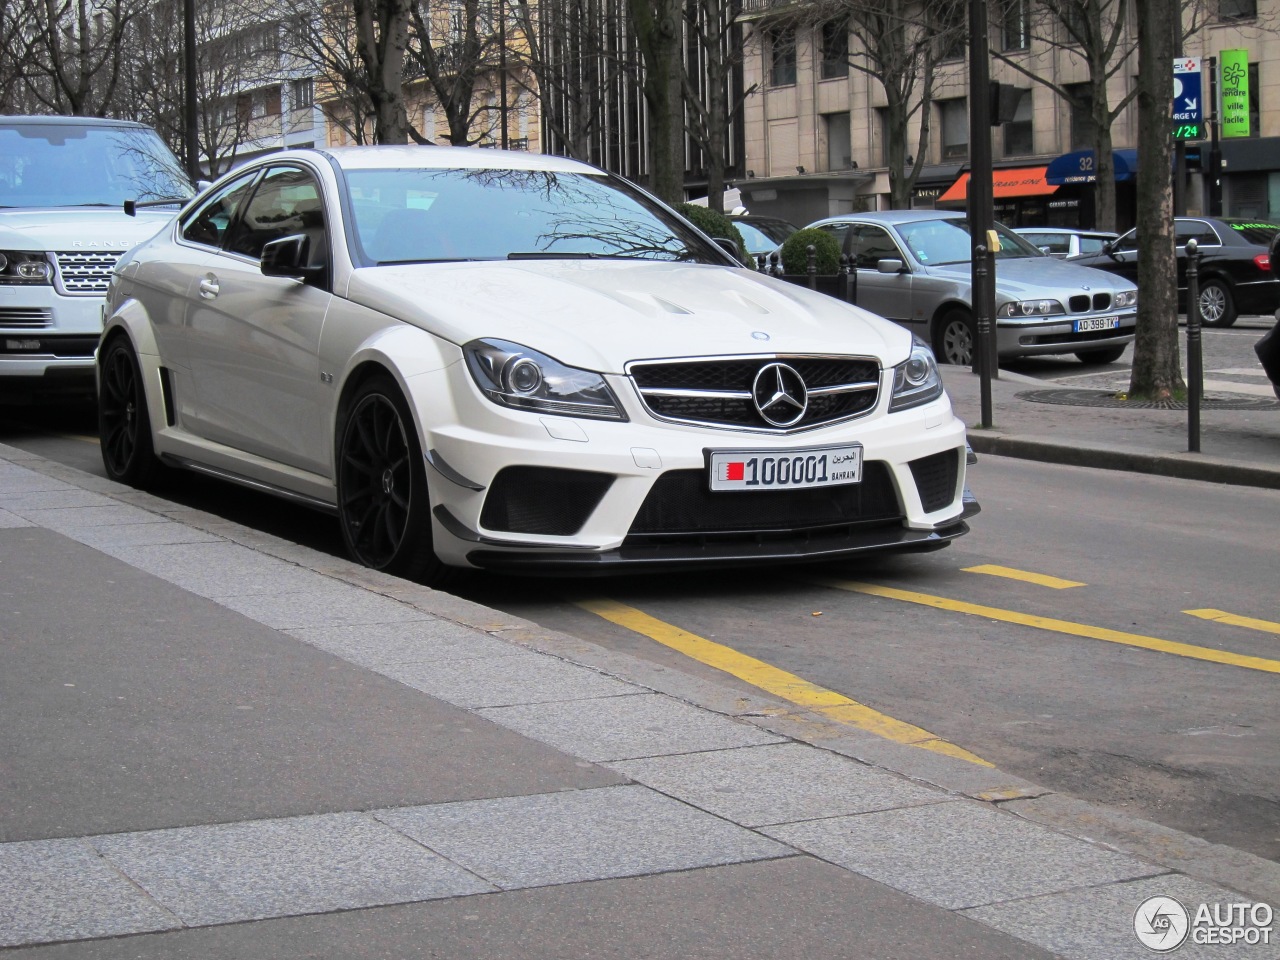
838;254;850;302
974;243;993;429
755;253;766;273
806;244;817;289
768;251;780;277
1186;237;1202;452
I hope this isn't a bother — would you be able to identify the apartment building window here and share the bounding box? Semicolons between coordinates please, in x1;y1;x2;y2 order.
1066;83;1095;149
940;98;968;160
769;26;797;86
1061;4;1088;43
263;88;282;118
292;78;313;110
820;21;848;80
876;107;891;166
1000;0;1031;50
934;5;966;62
1219;0;1256;19
1002;89;1034;156
824;112;852;169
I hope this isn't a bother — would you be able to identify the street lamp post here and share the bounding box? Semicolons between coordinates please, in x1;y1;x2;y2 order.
968;0;996;428
183;0;199;181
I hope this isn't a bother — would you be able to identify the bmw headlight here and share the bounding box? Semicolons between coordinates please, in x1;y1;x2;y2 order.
0;251;52;284
996;298;1064;318
889;337;944;412
1113;289;1138;309
464;338;627;421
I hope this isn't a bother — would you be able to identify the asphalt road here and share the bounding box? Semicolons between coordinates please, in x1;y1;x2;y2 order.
3;323;1276;866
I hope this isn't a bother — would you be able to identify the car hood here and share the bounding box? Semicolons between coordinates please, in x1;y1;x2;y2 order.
0;208;176;250
345;260;910;372
926;255;1137;297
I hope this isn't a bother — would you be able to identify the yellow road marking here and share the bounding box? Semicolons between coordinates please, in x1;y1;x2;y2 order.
575;598;992;766
963;564;1085;589
61;434;100;445
814;579;1280;675
1185;609;1280;636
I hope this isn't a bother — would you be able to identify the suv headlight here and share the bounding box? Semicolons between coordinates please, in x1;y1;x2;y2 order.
1113;289;1137;309
0;251;52;284
997;298;1064;318
889;338;944;412
464;338;627;421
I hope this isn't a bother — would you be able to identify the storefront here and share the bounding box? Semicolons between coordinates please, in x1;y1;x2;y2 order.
1043;148;1138;232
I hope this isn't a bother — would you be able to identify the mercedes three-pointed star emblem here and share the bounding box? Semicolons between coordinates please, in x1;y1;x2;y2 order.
752;362;809;427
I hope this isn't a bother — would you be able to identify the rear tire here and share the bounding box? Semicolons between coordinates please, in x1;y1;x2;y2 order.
336;374;452;586
1075;345;1127;365
98;335;163;488
935;309;975;366
1198;278;1237;327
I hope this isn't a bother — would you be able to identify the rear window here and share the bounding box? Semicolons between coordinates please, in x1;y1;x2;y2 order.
0;122;194;208
1225;221;1280;246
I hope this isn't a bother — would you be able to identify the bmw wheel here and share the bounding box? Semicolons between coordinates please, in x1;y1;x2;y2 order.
936;309;975;366
336;375;449;584
1198;279;1237;327
98;334;163;488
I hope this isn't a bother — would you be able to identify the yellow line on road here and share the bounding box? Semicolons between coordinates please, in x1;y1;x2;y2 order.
1185;609;1280;636
575;598;992;766
813;579;1280;675
962;564;1085;589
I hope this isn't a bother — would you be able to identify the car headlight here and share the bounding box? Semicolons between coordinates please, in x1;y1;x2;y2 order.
464;338;627;421
889;337;944;412
996;298;1064;318
0;251;53;284
1113;289;1138;309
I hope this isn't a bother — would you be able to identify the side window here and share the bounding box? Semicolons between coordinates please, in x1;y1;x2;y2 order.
815;223;851;254
181;174;258;249
1176;220;1219;247
223;166;325;261
852;225;903;269
1115;230;1138;252
1024;233;1068;255
1078;236;1109;256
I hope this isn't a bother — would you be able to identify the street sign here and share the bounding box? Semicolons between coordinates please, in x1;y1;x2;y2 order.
1221;49;1251;138
1173;57;1203;140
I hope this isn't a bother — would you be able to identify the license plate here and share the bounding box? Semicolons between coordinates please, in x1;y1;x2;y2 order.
1074;316;1120;333
709;444;863;491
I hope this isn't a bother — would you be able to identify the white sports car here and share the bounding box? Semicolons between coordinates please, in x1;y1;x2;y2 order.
99;146;976;583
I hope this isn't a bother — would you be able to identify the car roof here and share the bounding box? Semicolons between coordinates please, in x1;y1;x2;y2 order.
730;214;796;226
807;210;965;228
1015;227;1116;237
0;114;152;129
310;145;603;175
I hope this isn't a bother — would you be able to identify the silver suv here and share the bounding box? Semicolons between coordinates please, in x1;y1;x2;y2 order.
807;210;1137;365
0;116;193;398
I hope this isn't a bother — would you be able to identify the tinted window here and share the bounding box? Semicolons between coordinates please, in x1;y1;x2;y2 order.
1223;221;1280;246
0;122;193;207
345;168;722;265
182;173;259;249
814;223;852;254
1175;220;1220;246
224;167;324;261
852;225;903;268
1022;233;1070;255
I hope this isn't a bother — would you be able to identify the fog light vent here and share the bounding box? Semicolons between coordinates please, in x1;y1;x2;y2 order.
480;466;614;535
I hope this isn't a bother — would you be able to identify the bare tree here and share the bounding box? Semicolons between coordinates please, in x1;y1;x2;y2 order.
683;0;754;213
629;0;684;202
285;0;377;144
405;0;502;145
352;0;412;143
17;0;137;115
1129;0;1180;400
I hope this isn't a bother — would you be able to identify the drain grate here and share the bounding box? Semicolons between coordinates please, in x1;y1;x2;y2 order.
1017;388;1280;411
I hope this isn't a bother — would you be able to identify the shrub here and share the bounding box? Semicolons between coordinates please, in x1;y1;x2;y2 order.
675;203;745;260
780;228;841;275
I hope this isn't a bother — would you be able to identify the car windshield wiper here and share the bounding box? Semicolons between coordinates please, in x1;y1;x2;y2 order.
506;251;655;260
374;257;491;265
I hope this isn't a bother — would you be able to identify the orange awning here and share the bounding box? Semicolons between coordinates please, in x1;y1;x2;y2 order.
937;167;1058;203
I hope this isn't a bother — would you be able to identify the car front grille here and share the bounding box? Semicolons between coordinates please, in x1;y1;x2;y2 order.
0;307;54;328
625;461;901;543
1068;293;1113;313
629;355;881;432
52;251;125;295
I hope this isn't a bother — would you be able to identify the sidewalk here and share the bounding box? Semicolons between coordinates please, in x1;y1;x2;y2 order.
2;437;1279;958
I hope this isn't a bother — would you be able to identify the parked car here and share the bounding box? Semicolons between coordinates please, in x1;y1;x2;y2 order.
0;116;194;398
729;214;799;259
806;210;1137;366
99;146;977;584
1071;217;1280;327
1014;227;1118;260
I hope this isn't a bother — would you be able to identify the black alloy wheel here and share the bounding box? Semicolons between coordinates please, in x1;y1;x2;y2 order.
936;309;975;366
98;335;162;487
336;376;446;583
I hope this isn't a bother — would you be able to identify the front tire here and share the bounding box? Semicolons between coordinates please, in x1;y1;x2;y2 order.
935;309;975;365
336;375;450;585
98;335;163;488
1198;279;1237;327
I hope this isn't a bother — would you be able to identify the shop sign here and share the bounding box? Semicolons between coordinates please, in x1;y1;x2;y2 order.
1221;49;1251;138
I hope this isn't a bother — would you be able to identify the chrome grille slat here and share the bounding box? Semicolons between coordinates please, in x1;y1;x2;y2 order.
629;354;882;432
52;250;125;295
0;307;54;328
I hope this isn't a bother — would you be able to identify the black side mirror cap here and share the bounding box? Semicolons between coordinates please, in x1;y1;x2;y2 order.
712;236;745;263
261;234;321;279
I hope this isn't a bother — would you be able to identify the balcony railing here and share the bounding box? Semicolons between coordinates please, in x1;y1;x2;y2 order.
739;0;803;16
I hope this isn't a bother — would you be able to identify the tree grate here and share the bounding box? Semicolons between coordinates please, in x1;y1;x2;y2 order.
1017;389;1280;411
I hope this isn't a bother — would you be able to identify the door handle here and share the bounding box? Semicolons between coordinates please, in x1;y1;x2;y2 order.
198;276;220;299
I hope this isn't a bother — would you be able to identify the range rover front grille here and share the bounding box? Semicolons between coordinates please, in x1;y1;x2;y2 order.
629;355;881;432
53;251;125;295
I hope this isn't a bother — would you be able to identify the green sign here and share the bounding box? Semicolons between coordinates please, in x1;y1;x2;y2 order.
1173;123;1204;141
1221;49;1251;138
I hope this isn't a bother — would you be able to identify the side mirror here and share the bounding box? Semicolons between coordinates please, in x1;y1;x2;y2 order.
261;234;321;280
877;258;906;274
1103;240;1119;258
712;236;745;263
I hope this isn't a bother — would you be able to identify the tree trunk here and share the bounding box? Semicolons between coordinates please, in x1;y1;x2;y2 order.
352;0;410;144
630;0;684;203
1129;0;1181;401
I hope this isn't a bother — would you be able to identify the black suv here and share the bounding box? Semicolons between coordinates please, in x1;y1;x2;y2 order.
1072;217;1280;327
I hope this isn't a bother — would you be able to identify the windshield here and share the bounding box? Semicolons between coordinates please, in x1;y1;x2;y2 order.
895;217;1044;266
0;123;194;207
345;168;724;265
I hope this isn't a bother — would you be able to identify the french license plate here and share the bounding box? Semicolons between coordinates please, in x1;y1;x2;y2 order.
709;444;863;492
1074;315;1120;333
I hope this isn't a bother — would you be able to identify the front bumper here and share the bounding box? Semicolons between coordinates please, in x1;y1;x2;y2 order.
0;285;101;386
995;311;1137;358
